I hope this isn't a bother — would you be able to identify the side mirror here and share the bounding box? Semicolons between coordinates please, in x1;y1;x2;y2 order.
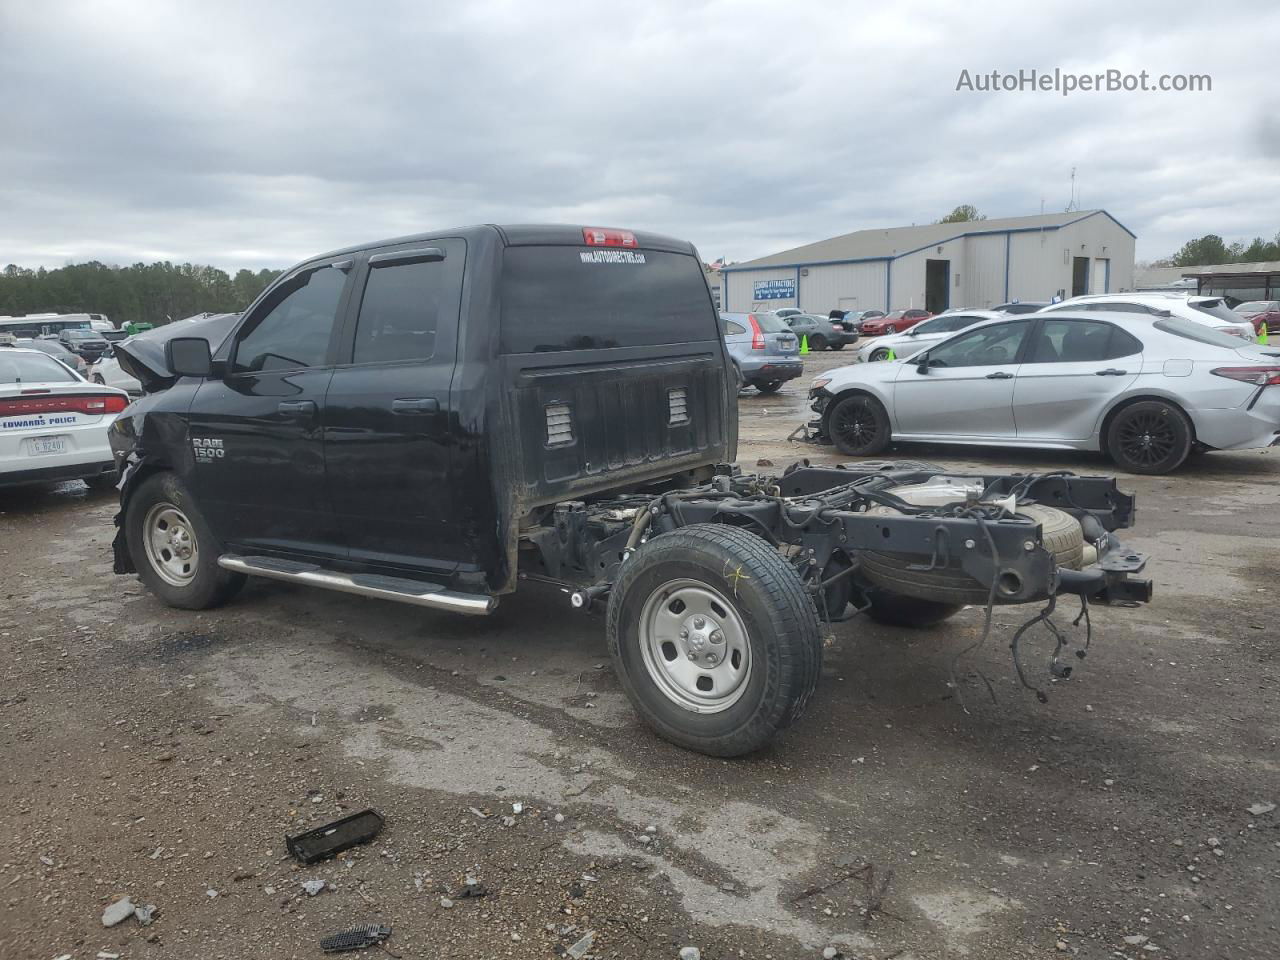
166;337;213;378
915;357;931;374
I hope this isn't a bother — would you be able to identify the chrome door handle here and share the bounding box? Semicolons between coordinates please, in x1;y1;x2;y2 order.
277;400;317;416
985;371;1014;379
392;397;439;415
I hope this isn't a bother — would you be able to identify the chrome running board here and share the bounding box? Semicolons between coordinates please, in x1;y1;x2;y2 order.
217;554;496;616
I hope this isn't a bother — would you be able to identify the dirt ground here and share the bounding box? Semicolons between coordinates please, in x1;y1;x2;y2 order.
1;349;1277;960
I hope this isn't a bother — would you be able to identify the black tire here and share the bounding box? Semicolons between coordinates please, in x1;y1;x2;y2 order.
827;393;890;456
732;363;744;392
829;342;845;351
125;472;245;610
869;347;892;362
1105;400;1193;475
755;380;783;394
92;374;107;385
606;523;822;757
860;504;1084;605
810;334;828;352
864;590;963;627
885;324;897;335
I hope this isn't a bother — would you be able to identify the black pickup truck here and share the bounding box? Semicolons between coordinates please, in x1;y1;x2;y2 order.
108;224;1152;756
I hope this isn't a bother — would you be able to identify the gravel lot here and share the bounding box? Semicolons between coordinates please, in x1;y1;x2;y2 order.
2;349;1277;960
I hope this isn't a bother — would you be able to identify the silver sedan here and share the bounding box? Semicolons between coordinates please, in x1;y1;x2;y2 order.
809;310;1280;474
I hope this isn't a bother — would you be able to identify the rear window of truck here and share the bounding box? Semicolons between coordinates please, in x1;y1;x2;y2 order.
499;247;716;353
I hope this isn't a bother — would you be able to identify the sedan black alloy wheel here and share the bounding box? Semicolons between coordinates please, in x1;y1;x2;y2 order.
830;395;888;455
1116;410;1177;466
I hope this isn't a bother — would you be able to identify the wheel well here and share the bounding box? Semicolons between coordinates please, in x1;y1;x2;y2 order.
119;462;173;514
1099;395;1197;448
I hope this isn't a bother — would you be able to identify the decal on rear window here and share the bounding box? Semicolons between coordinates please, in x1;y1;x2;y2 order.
579;250;646;265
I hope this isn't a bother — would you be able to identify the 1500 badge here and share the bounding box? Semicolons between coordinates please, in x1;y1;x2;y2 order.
192;437;225;461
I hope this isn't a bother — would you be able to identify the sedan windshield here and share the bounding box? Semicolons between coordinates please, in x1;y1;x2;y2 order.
0;351;79;383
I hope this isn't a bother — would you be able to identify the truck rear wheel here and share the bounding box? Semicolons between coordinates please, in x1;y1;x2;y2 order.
606;523;821;757
125;472;245;610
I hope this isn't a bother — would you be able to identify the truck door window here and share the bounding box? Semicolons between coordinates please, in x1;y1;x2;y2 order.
352;260;446;364
232;267;346;374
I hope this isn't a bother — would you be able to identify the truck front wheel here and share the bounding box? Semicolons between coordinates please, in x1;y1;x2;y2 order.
125;472;245;610
607;524;822;757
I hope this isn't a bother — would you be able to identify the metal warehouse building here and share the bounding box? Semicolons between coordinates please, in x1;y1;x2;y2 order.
721;210;1135;315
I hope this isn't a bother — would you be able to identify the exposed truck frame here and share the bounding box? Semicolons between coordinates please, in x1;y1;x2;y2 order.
523;460;1150;609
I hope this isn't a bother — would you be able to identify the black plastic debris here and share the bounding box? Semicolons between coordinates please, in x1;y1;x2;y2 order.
320;924;392;953
287;809;385;864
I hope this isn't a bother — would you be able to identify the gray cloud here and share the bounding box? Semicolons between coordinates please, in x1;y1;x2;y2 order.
2;0;1277;270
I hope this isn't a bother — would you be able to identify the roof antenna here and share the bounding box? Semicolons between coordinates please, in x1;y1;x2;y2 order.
1065;167;1079;213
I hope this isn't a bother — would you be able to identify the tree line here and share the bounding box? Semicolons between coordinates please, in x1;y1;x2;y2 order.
1160;232;1280;267
0;260;282;328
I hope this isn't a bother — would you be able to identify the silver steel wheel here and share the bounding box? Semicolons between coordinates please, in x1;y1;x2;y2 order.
142;501;199;587
638;579;752;714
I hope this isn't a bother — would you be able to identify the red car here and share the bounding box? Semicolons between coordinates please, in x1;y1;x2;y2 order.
1235;300;1280;336
859;308;931;336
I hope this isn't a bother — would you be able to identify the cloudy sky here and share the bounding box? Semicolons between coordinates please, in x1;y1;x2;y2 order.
2;0;1278;271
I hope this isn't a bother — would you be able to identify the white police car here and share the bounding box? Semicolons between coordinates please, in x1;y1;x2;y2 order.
0;346;129;489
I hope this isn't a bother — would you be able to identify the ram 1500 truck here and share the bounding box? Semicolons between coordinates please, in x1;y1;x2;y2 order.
108;224;1152;756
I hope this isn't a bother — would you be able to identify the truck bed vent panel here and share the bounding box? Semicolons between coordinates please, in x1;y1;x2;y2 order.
545;403;574;446
667;387;689;425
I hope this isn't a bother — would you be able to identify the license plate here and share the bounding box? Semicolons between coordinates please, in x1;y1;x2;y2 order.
28;435;68;456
